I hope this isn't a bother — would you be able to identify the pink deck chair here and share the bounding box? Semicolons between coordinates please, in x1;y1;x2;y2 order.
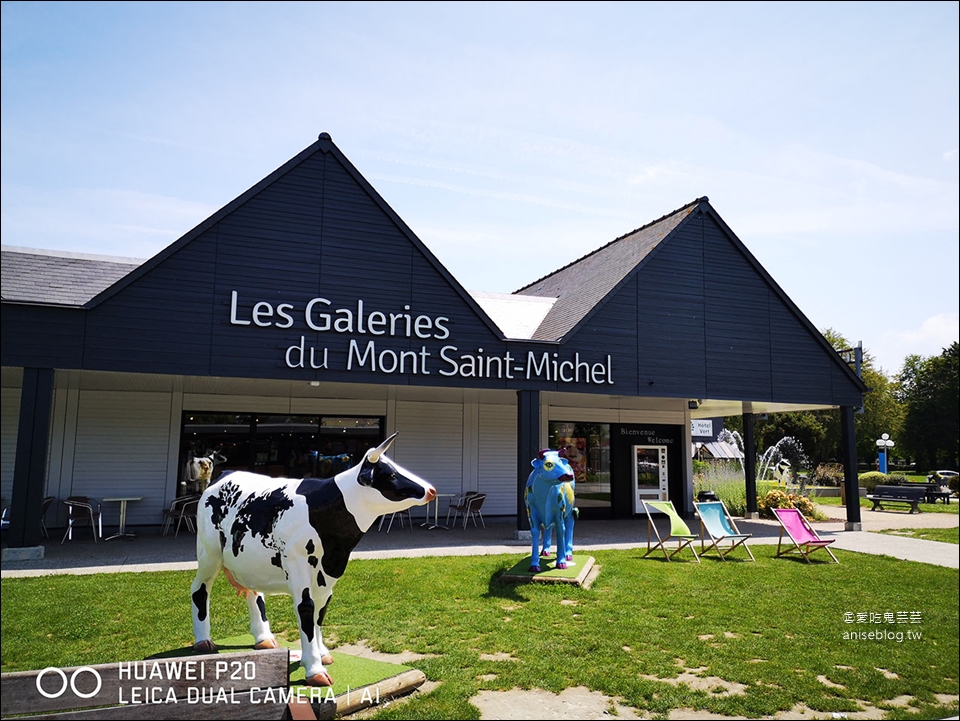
772;507;839;564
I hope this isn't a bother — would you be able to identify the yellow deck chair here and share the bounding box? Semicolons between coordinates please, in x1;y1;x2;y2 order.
643;500;700;562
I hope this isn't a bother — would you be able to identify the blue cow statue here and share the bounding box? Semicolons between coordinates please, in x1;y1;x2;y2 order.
524;448;577;572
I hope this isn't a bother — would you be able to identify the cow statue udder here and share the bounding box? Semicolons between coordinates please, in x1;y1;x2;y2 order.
524;448;577;573
191;432;435;686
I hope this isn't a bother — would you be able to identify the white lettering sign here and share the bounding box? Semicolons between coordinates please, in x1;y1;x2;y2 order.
227;290;615;385
691;419;713;437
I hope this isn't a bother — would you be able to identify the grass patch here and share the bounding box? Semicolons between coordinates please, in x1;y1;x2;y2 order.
879;527;960;544
2;548;958;719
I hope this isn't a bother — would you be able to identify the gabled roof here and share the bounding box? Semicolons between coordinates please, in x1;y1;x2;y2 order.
78;133;505;341
1;246;142;306
514;198;703;341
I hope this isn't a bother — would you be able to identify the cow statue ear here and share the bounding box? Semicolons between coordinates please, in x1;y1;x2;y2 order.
558;447;567;458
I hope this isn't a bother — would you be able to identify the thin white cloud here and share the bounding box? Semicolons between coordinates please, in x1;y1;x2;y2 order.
0;185;214;256
867;313;960;373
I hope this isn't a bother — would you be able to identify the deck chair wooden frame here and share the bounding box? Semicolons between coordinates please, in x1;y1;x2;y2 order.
643;500;700;562
694;500;755;561
772;507;839;564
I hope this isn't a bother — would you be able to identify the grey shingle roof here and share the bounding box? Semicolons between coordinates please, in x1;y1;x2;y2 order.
514;198;703;341
1;247;143;306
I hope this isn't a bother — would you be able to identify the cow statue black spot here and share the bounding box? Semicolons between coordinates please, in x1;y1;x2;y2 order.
190;432;435;686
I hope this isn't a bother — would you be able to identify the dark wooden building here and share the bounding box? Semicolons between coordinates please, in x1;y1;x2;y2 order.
1;133;867;548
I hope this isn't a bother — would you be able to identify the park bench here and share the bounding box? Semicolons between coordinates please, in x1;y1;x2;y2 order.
866;484;925;514
0;648;332;720
902;481;951;505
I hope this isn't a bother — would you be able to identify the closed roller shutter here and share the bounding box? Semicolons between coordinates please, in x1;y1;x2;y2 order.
72;390;172;527
393;401;463;498
478;403;517;515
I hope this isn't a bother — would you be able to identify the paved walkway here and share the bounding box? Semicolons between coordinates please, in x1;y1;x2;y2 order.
2;503;956;577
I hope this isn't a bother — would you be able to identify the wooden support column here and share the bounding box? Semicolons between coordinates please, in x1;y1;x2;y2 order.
743;412;758;518
841;405;862;531
516;390;541;532
9;367;54;548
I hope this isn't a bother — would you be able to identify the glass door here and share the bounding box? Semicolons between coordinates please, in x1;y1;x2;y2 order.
633;445;668;513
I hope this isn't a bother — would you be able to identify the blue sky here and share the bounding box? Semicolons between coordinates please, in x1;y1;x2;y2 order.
2;1;957;374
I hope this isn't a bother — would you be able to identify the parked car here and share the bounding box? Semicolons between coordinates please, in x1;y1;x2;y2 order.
928;470;958;493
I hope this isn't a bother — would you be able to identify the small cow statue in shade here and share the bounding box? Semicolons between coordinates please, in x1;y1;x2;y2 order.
182;449;227;494
191;432;435;686
524;448;577;573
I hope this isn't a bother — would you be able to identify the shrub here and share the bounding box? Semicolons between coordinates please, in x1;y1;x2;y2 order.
886;473;909;485
812;463;844;486
757;489;818;520
858;471;887;492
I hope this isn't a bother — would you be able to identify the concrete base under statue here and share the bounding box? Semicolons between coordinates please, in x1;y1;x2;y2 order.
500;553;598;589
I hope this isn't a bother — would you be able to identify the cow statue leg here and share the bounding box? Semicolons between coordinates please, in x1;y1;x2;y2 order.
527;507;546;573
562;506;576;562
553;516;568;569
540;524;552;558
191;542;223;654
246;592;279;650
287;565;336;686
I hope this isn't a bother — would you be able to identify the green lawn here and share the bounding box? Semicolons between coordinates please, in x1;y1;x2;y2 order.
879;527;960;544
2;548;957;720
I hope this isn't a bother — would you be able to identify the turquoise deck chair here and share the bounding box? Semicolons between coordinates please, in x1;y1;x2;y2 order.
694;500;755;561
772;507;839;564
643;500;700;562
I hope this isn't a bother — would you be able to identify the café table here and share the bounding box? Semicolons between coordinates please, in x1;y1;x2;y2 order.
421;493;456;530
103;496;143;541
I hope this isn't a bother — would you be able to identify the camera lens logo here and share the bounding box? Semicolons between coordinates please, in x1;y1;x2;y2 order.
36;667;102;699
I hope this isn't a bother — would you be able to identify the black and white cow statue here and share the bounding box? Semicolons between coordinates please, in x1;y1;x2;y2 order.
773;459;792;485
190;433;435;686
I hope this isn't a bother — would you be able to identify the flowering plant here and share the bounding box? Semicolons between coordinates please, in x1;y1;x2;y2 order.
757;489;817;520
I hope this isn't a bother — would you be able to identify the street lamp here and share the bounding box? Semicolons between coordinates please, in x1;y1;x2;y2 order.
876;433;894;474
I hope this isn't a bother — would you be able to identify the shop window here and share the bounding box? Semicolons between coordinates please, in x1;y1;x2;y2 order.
548;422;611;509
180;413;382;484
182;414;253;477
